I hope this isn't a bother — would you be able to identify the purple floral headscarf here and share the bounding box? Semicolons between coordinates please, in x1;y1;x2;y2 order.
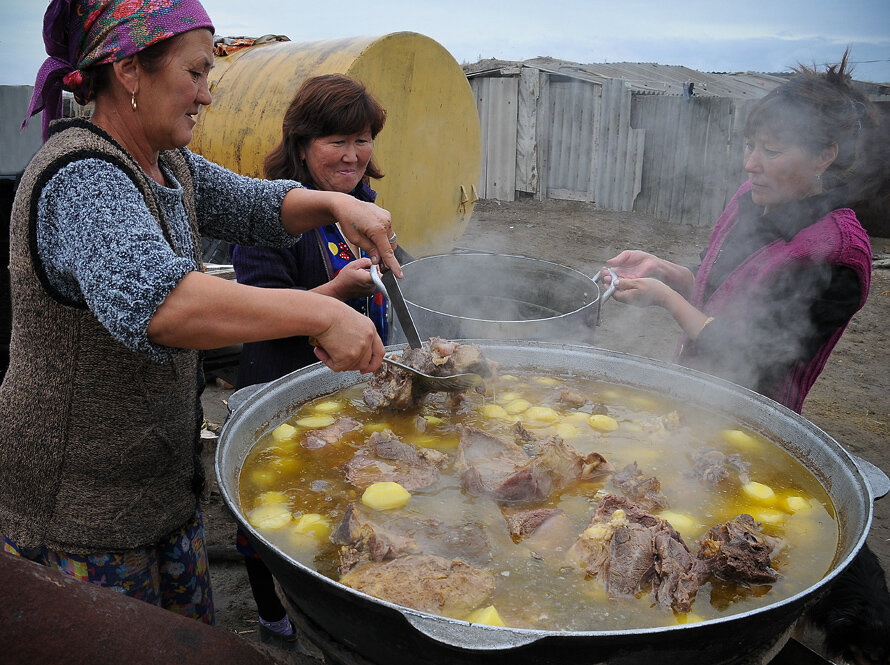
23;0;215;141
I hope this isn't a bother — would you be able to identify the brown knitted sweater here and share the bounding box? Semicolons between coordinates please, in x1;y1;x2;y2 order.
0;120;204;553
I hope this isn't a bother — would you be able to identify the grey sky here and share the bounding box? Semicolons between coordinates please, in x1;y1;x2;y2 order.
2;0;888;85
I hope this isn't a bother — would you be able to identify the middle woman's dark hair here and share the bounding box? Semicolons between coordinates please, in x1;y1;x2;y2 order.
264;74;387;184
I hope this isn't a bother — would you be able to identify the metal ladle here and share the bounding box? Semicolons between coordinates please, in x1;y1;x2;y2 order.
371;264;485;393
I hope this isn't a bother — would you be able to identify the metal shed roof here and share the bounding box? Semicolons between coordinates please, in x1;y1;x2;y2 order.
464;57;889;100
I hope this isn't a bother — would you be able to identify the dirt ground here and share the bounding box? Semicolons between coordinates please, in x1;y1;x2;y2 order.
199;198;890;662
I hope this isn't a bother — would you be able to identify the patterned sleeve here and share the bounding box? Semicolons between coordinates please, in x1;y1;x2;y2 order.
36;159;194;361
185;150;302;247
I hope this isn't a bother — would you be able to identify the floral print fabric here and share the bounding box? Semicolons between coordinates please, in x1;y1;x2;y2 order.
2;510;214;624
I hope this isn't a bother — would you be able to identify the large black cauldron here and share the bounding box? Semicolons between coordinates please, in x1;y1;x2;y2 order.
216;341;885;665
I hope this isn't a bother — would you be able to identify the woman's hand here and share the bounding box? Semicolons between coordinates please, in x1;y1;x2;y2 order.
611;276;672;307
315;257;376;301
332;196;402;277
310;303;384;373
605;249;695;298
606;250;662;280
280;188;402;277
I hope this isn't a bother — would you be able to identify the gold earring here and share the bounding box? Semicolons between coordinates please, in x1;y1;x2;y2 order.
131;90;137;111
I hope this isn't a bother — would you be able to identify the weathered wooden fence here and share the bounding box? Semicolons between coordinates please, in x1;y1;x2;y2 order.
632;95;758;226
470;69;760;225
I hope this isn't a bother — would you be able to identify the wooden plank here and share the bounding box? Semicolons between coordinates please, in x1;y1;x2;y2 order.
469;78;487;199
483;77;519;201
628;95;653;213
596;79;620;208
546;81;568;193
698;97;732;227
639;95;667;218
679;97;711;225
586;84;603;204
535;71;551;201
548;188;589;201
724;99;753;207
614;81;635;210
569;81;593;201
667;97;695;223
654;96;678;221
515;67;539;194
623;128;645;210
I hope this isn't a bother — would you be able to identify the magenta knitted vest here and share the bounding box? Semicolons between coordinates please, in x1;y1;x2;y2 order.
676;181;872;413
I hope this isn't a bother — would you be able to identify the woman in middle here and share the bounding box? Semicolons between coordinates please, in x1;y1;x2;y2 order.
230;73;403;643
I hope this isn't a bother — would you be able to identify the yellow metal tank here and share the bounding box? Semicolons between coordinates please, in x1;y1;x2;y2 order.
191;32;480;257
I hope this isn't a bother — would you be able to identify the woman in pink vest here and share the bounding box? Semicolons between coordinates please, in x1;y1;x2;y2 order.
604;52;889;664
605;52;881;415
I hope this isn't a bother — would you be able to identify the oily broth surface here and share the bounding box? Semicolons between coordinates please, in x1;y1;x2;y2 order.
238;371;837;630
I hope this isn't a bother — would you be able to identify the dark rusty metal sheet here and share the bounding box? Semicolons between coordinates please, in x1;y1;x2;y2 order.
0;551;297;665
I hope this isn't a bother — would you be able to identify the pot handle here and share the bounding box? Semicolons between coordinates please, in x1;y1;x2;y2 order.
225;383;267;418
851;454;890;501
402;613;543;650
592;268;619;327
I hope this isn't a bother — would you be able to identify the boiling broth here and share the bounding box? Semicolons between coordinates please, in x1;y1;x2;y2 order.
238;370;837;630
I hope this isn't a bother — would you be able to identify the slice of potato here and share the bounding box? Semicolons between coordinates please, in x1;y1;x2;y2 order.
295;415;336;428
466;605;506;627
271;422;297;442
588;414;619;432
362;482;411;510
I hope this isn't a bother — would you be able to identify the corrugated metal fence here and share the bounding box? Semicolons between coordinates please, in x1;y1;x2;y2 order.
470;70;759;225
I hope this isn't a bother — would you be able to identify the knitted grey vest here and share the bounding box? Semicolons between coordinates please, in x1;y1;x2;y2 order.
0;119;204;553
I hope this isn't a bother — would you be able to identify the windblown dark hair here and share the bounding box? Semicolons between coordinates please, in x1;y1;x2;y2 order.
264;74;387;185
743;49;889;203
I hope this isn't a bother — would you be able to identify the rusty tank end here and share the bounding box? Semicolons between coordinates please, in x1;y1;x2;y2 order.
0;552;297;664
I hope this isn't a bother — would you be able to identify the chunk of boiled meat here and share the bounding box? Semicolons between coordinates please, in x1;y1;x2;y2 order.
691;447;751;486
557;390;587;409
429;337;498;381
455;426;609;503
571;494;707;613
611;462;669;512
339;554;496;616
343;429;448;491
331;503;492;575
504;508;564;540
362;361;421;411
301;417;362;449
332;503;417;574
698;514;780;585
362;339;498;411
652;530;711;613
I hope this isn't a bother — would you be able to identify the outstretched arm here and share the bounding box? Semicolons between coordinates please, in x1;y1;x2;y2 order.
611;277;711;340
147;271;384;373
280;188;402;277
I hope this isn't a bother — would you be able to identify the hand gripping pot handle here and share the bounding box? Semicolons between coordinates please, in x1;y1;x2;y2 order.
592;267;619;327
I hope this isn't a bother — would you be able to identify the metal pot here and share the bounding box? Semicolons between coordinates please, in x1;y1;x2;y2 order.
387;254;611;346
216;341;887;665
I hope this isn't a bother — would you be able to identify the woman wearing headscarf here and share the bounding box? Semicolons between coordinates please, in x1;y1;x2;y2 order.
0;0;401;625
